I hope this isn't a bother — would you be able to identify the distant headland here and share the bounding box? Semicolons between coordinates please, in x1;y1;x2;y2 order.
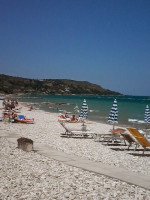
0;74;121;95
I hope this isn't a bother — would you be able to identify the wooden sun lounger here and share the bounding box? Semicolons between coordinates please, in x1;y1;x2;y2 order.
127;127;150;154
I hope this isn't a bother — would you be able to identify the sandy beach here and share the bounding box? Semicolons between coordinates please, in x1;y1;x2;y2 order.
0;100;150;199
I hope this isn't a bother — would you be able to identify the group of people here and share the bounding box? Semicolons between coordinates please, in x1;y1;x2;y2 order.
1;99;30;123
1;99;20;123
58;112;80;123
3;99;19;110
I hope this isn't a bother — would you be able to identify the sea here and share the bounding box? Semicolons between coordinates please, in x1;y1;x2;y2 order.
12;94;150;127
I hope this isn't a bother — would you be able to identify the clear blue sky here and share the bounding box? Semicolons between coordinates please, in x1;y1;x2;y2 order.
0;0;150;95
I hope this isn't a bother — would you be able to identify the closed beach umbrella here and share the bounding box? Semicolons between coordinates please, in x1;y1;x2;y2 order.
74;104;80;114
79;99;88;120
108;99;118;129
144;105;150;123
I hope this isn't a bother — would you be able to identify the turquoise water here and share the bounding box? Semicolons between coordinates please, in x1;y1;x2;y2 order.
15;94;150;126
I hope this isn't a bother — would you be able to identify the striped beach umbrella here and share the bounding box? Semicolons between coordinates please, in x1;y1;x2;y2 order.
144;105;150;123
108;99;118;129
79;99;88;120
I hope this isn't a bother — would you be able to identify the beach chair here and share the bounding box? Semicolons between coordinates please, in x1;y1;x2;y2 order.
59;122;95;138
127;127;150;154
121;132;138;150
95;128;125;144
59;122;71;135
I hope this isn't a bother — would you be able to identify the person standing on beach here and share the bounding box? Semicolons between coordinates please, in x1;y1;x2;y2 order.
56;107;59;112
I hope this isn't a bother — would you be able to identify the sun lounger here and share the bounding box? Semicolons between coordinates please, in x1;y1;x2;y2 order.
59;122;95;138
94;128;125;143
58;118;82;123
121;133;138;150
58;118;70;123
127;127;150;154
70;130;95;138
58;114;71;123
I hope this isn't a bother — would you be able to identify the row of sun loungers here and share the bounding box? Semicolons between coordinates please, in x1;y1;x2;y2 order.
95;127;150;154
59;121;150;155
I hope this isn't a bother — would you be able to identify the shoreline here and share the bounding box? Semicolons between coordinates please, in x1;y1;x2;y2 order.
14;99;134;128
23;101;143;129
5;93;150;128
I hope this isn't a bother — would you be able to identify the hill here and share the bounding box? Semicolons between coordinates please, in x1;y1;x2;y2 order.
0;74;121;95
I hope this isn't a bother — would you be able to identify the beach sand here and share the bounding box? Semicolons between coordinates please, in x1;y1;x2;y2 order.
0;101;150;199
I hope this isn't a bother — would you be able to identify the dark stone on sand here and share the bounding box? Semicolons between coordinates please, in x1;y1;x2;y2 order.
17;137;33;152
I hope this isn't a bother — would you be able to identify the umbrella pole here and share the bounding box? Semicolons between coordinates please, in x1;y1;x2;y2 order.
113;123;115;130
82;120;85;126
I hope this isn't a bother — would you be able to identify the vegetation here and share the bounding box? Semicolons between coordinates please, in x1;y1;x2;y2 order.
0;74;121;95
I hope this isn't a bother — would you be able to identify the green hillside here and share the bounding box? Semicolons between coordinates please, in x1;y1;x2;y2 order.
0;74;121;95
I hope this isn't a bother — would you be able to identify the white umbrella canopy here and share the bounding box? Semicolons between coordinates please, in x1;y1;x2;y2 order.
74;104;80;114
108;99;118;129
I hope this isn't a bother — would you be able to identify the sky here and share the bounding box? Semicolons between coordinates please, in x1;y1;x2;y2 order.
0;0;150;96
